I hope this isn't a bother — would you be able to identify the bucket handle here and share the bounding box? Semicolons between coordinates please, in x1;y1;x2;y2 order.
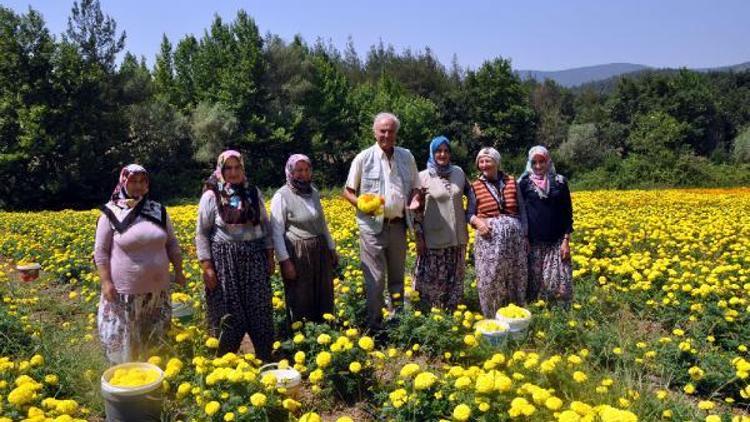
259;363;279;372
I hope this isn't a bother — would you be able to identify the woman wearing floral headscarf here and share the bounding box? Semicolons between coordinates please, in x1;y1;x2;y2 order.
95;164;185;364
270;154;337;324
196;150;275;360
466;147;528;318
412;136;469;310
518;146;574;304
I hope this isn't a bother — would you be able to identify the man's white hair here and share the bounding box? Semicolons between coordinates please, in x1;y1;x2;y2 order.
372;112;400;132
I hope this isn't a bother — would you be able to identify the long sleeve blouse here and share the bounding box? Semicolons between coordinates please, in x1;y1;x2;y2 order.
518;175;573;243
94;213;181;294
195;189;273;262
270;185;335;262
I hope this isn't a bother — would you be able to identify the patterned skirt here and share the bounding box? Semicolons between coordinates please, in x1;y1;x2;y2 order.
97;289;170;364
414;245;466;310
474;215;528;318
206;239;274;361
528;238;573;304
283;235;334;324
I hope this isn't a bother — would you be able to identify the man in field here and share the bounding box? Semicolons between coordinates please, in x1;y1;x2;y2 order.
343;112;420;332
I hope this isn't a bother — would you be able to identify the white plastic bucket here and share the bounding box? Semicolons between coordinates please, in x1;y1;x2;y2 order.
475;319;510;347
495;307;532;332
101;362;164;422
171;301;194;324
260;363;301;397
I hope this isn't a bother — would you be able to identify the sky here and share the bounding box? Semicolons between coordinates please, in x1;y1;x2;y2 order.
4;0;750;71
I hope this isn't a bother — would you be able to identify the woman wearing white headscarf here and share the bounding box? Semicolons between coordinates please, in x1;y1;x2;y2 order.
518;146;573;304
270;154;337;324
466;147;528;318
95;164;185;363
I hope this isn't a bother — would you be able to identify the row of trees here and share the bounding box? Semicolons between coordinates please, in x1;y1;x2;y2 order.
1;1;749;209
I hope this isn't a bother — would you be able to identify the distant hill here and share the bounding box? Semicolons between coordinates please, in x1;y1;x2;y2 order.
517;61;750;88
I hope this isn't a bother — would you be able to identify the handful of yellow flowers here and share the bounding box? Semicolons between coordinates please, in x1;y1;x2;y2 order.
357;193;385;215
108;367;161;388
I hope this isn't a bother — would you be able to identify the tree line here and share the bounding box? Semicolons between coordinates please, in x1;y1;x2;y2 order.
1;1;749;209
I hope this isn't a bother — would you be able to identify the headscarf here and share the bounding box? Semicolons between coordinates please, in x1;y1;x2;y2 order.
520;145;558;199
426;136;453;178
204;150;260;225
475;147;502;180
285;154;313;196
100;164;166;233
475;147;506;208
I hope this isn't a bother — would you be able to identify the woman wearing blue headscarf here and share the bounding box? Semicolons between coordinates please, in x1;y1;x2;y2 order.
411;136;470;310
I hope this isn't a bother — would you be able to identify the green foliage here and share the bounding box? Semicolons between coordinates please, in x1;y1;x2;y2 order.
733;127;750;163
1;4;750;210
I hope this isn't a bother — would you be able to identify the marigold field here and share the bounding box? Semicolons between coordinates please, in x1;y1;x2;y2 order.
1;188;749;422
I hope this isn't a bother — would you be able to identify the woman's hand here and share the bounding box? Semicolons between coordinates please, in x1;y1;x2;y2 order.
102;279;118;302
329;249;339;269
560;238;571;261
415;235;426;256
174;271;186;287
267;250;275;277
280;259;297;280
473;217;492;238
202;267;218;291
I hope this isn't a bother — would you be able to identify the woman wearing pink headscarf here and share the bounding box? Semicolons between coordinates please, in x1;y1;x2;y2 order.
270;154;337;324
95;164;185;363
196;150;275;360
518;146;574;304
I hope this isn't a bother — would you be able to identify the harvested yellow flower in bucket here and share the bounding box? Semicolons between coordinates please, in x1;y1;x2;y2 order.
474;319;508;333
357;193;385;215
496;304;530;319
108;367;160;388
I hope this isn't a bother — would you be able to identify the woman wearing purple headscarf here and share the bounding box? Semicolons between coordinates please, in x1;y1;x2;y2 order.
518;146;574;304
95;164;185;363
196;150;275;360
411;136;470;310
270;154;337;324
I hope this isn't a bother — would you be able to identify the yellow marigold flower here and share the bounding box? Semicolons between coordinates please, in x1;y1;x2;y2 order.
413;372;438;390
317;334;332;345
250;392;267;407
358;336;375;351
545;396;563;410
698;400;715;410
316;351;332;368
204;401;221;416
336;417;354;422
399;363;420;378
572;371;588;383
224;412;235;421
389;388;408;408
349;361;362;373
453;403;471;421
299;412;322;422
293;333;305;344
294;351;306;364
205;337;220;348
463;334;477;347
29;354;44;367
282;398;301;412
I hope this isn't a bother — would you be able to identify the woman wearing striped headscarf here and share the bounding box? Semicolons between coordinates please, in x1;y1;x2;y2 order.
270;154;337;324
196;150;275;360
411;136;470;310
95;164;185;363
467;147;528;318
518;146;574;304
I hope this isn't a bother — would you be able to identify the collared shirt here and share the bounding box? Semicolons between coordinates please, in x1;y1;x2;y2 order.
345;143;419;219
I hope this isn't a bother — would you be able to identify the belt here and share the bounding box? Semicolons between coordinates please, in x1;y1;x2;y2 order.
384;217;404;225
